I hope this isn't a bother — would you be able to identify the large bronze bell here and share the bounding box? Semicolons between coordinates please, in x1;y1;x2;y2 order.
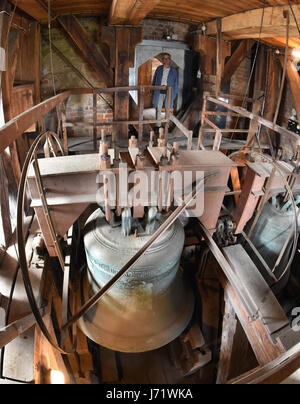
78;209;195;353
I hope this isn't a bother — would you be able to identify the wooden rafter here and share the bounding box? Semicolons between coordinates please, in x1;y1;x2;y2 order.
109;0;162;25
282;58;300;125
206;4;300;42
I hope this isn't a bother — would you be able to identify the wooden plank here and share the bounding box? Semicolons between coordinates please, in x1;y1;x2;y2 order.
206;4;300;39
110;0;161;25
245;101;261;149
206;96;300;146
263;49;280;147
283;59;300;127
216;293;237;384
169;113;191;140
0;308;46;350
34;314;72;384
113;27;143;147
230;166;241;206
194;34;231;76
220;276;286;366
99;347;119;383
0;91;71;154
216;18;222;96
228;341;300;385
222;245;289;337
138;86;144;145
0;154;12;247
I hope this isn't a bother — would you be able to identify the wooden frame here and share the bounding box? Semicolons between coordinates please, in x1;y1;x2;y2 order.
197;92;300;151
0;86;174;154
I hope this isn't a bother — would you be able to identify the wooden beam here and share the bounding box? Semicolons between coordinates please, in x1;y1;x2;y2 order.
57;15;113;87
0;91;71;154
194;34;231;76
216;293;237;384
206;5;300;40
228;341;300;385
113;26;143;147
283;58;300;126
0;154;12;247
206;95;300;146
10;0;48;21
216;18;222;96
221;40;254;88
110;0;162;26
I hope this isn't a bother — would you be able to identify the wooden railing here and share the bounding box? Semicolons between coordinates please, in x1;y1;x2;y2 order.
198;92;300;151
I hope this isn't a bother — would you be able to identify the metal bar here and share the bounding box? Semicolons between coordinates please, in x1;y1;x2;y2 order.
61;172;217;331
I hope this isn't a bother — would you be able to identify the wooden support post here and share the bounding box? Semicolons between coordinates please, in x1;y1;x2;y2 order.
263;50;280;150
61;101;68;155
187;130;193;151
93;93;98;151
213;130;222;151
216;293;237;384
197;94;207;150
274;10;290;126
164;86;172;141
113;27;142;147
216;18;222;97
230;166;241;206
233;167;266;234
283;59;300;127
0;154;12;247
245;101;261;148
34;313;72;384
138;86;144;146
220;278;286;366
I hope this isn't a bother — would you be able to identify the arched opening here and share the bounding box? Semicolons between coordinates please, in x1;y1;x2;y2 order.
138;53;180;116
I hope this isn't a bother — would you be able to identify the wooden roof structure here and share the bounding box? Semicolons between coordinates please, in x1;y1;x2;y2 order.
10;0;300;49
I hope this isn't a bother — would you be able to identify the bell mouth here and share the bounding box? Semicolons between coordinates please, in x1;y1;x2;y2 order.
78;272;195;353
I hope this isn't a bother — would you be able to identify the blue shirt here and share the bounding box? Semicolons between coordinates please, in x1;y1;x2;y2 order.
152;65;178;110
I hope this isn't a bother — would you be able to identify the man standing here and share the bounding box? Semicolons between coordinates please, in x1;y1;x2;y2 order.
152;53;178;129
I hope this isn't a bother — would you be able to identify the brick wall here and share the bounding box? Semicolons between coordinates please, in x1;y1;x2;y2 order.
41;17;194;138
142;18;195;42
230;56;252;96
